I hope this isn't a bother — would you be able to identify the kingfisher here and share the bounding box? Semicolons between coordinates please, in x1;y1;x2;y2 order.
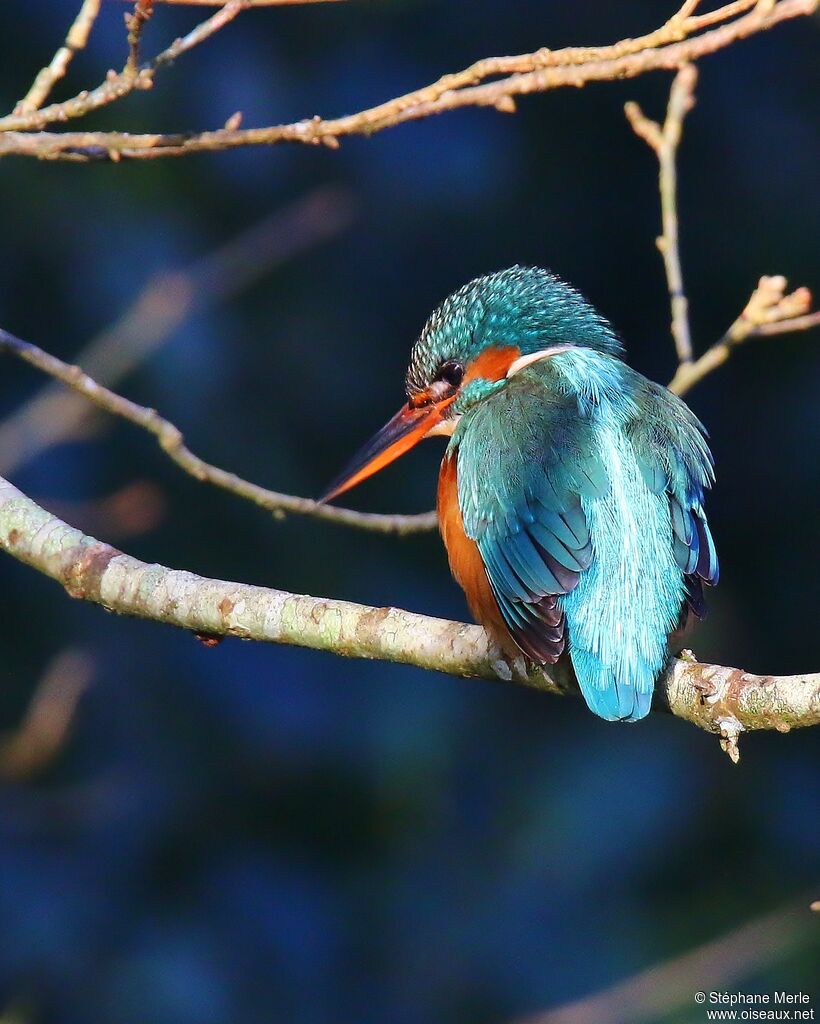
323;267;718;721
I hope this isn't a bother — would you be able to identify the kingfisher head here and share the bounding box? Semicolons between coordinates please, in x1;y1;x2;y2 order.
323;265;622;502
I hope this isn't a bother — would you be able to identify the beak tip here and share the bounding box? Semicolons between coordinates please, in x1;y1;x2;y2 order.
320;400;442;506
317;479;347;505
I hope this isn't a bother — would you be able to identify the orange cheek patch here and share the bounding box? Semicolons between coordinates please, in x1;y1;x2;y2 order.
463;345;521;385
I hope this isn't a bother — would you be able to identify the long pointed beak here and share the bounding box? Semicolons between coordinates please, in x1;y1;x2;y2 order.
322;400;446;503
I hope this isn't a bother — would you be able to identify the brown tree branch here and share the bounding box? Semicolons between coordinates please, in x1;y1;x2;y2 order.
626;64;699;364
0;327;437;536
124;1;155;76
668;276;818;394
624;69;819;398
12;0;102;115
2;0;252;139
0;473;817;758
0;0;815;161
1;275;816;540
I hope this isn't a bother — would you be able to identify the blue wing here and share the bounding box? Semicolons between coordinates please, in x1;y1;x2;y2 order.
627;379;719;619
454;365;602;664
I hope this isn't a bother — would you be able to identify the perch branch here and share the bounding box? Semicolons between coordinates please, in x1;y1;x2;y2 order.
626;64;698;363
0;473;817;757
0;0;816;161
0;328;437;536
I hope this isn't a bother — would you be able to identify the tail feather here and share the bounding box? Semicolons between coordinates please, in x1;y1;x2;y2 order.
570;648;654;722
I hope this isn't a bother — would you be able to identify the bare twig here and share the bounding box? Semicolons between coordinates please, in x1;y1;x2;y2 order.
669;276;818;394
687;1;757;31
626;64;699;363
0;186;356;476
518;899;818;1024
0;328;437;536
0;649;93;780
0;1;815;161
13;0;102;115
625;70;819;396
0;474;817;753
1;279;816;538
2;0;252;139
124;0;155;74
152;0;249;68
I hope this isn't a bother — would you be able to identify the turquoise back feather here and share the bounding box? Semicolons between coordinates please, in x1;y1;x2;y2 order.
450;350;717;722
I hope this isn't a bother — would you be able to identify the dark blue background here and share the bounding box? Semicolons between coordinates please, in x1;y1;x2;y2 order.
0;2;818;1022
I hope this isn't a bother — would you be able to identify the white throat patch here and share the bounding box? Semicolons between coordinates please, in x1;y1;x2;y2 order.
506;345;572;378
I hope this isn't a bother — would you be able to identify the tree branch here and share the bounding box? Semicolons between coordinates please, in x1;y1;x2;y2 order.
0;648;93;781
1;0;816;161
519;898;819;1024
3;0;252;139
626;64;698;364
12;0;102;115
668;276;818;394
624;68;819;397
1;276;816;539
0;185;356;477
0;327;437;536
2;0;818;765
0;473;817;758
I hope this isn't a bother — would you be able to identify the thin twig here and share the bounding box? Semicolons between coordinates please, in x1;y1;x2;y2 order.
687;0;757;30
0;328;437;536
0;279;815;535
626;64;698;363
669;276;818;394
2;0;253;139
125;0;155;74
0;649;94;780
518;899;818;1024
13;0;102;115
0;0;815;160
0;186;355;476
153;0;249;68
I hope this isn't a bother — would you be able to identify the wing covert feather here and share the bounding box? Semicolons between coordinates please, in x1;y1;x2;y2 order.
453;369;604;663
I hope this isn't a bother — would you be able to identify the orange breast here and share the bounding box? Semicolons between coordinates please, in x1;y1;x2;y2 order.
437;452;516;655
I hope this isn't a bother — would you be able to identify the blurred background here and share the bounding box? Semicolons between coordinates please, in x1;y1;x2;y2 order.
0;2;818;1022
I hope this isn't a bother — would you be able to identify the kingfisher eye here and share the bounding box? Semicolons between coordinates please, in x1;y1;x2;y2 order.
437;360;464;387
